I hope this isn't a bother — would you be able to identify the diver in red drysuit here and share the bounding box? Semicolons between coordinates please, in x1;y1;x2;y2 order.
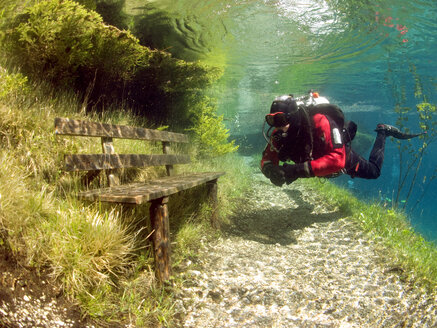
261;94;423;187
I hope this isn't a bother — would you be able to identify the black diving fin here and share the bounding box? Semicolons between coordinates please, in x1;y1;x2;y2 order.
375;124;426;139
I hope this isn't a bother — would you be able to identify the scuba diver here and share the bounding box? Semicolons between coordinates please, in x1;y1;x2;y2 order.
261;91;424;186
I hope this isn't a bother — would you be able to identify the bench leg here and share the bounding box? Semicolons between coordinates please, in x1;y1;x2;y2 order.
206;179;220;229
150;197;171;282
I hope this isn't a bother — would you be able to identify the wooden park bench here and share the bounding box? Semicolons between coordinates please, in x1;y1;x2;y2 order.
55;117;225;282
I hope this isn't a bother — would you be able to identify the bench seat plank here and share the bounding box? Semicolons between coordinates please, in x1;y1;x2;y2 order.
65;154;191;171
55;118;189;143
78;172;226;204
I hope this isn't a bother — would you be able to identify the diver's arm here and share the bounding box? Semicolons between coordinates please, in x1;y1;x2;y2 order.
260;133;280;174
260;133;287;186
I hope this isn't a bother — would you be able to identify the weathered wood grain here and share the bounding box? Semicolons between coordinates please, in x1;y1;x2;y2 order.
78;172;226;204
55;117;189;143
101;137;120;186
150;197;171;282
162;141;174;176
207;179;220;229
65;154;191;171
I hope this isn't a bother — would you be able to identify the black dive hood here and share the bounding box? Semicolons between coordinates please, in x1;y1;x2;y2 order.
270;95;298;117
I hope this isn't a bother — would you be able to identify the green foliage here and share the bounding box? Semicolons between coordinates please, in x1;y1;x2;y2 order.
3;0;144;87
416;102;437;139
0;67;29;101
393;100;436;209
387;62;437;210
187;96;238;158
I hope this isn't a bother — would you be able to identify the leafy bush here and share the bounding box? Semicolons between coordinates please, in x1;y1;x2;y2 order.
187;96;238;158
0;67;29;101
3;0;144;88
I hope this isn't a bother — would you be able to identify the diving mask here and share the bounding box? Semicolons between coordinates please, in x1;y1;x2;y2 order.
265;112;289;127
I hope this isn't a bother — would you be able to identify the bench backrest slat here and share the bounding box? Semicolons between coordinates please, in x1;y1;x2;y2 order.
55;118;189;143
65;154;191;172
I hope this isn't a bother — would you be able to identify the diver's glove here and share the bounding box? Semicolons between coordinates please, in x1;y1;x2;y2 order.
282;162;313;184
262;163;286;187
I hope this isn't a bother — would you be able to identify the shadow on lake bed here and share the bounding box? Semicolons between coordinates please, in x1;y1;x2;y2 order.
222;182;350;246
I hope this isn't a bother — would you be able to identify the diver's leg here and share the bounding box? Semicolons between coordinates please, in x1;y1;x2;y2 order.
346;132;386;179
368;131;387;174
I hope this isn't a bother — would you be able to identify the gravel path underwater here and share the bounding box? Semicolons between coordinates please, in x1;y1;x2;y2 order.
175;171;437;328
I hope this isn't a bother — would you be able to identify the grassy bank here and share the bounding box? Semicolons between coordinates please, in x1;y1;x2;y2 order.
0;73;252;326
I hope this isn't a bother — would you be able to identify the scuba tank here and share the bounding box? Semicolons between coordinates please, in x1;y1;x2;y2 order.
295;90;357;144
295;90;330;107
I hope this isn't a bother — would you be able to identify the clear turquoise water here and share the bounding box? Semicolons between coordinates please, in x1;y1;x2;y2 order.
127;0;437;240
